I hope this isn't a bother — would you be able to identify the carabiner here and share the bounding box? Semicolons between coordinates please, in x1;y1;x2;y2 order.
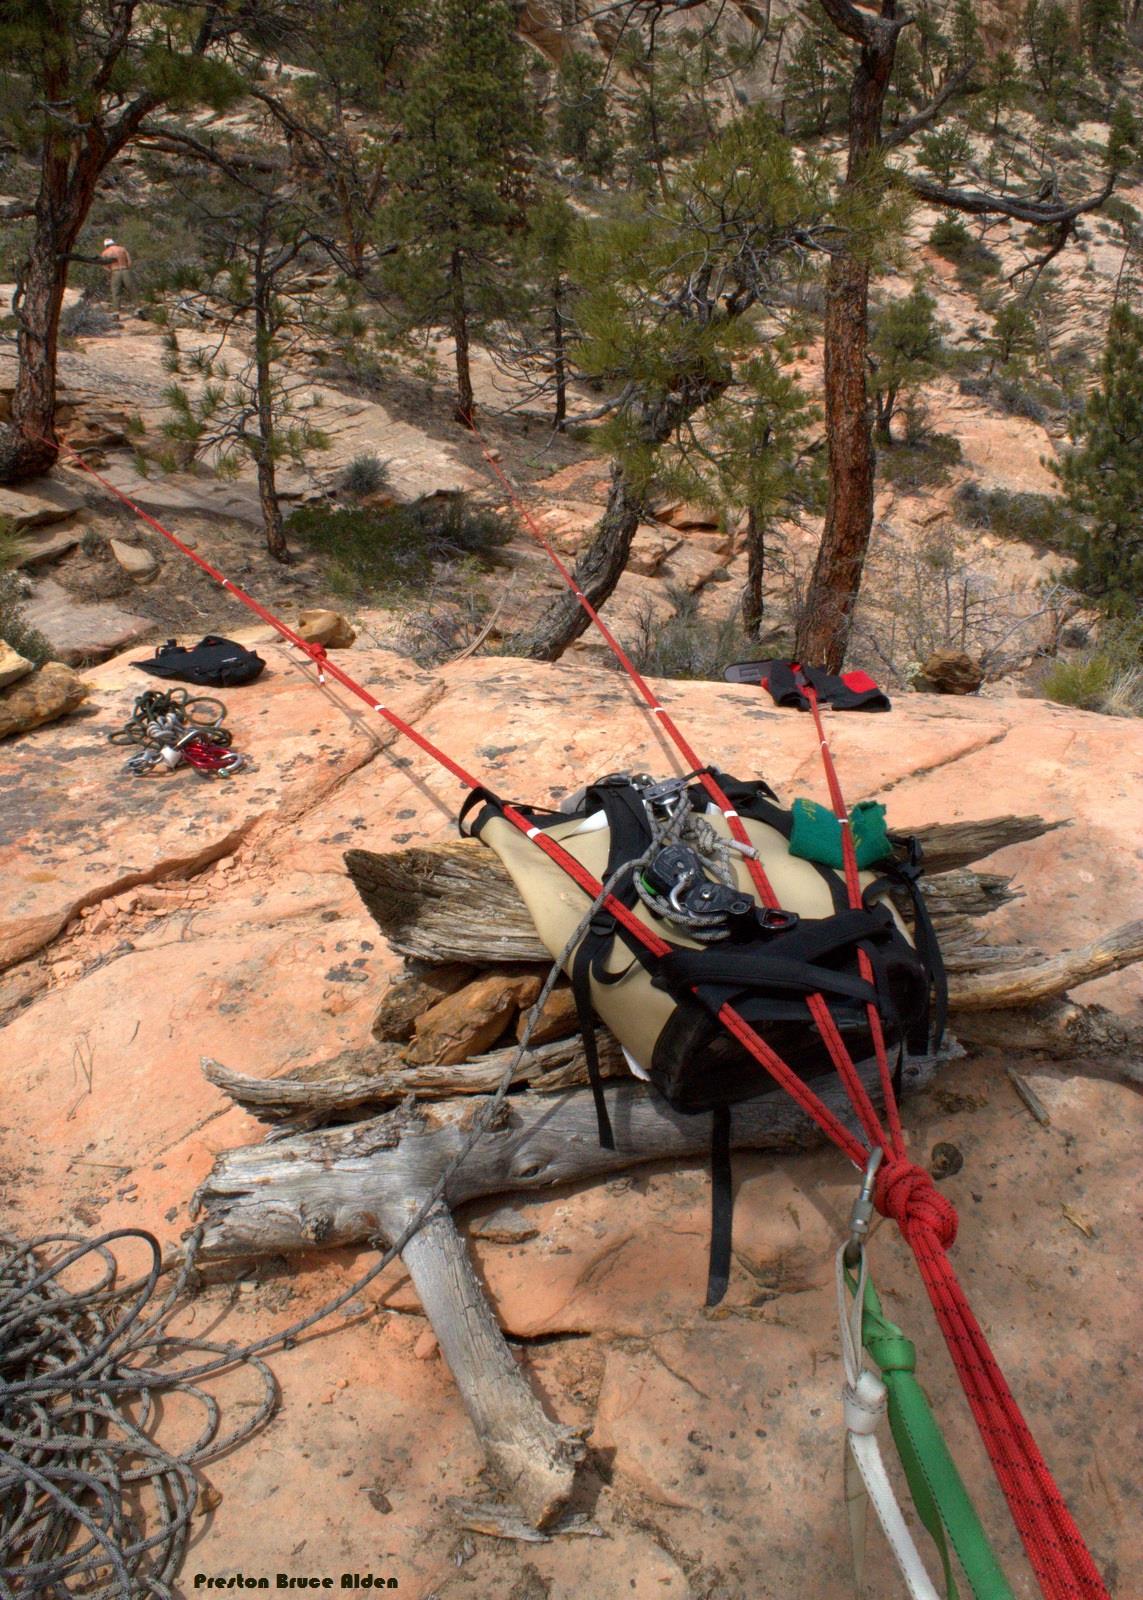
843;1147;883;1267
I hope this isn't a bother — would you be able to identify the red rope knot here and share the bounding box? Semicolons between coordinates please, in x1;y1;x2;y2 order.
304;641;329;671
875;1158;958;1250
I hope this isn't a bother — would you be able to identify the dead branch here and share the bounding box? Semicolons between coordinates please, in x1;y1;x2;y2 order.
945;920;1143;1011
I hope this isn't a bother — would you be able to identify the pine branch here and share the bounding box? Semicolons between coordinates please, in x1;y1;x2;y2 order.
881;60;978;152
907;171;1116;225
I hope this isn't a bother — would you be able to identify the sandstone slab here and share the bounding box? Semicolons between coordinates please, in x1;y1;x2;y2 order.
659;537;732;593
0;650;1139;1598
0;637;441;972
13;525;83;568
0;661;88;741
19;576;153;666
0;477;84;533
627;522;681;576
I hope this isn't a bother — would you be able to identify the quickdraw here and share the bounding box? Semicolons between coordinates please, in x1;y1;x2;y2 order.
44;428;1109;1600
109;688;247;778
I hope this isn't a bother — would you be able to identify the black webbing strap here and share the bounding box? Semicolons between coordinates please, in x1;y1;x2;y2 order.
865;839;948;1051
706;1105;733;1307
566;779;658;1152
572;917;616;1150
655;907;895;1011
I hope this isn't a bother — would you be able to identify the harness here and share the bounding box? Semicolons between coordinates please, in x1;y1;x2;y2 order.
44;430;1110;1600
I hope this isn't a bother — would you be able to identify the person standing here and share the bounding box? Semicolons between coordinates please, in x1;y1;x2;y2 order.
99;238;133;311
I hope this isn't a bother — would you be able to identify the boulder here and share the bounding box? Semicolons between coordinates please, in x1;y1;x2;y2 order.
0;640;34;689
627;524;680;577
108;538;159;580
0;662;89;740
658;540;732;594
406;968;543;1065
653;499;720;531
913;650;985;695
296;609;356;649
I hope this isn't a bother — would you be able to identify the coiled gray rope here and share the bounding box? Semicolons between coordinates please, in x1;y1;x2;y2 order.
1;790;682;1599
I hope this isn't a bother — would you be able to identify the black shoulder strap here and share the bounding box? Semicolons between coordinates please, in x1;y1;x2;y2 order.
706;1106;733;1306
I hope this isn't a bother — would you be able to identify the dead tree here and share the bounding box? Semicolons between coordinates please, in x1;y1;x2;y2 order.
193;813;1142;1526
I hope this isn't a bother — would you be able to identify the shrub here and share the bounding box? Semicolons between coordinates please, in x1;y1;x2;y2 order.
0;522;53;665
1041;655;1117;709
928;217;1002;287
625;591;755;681
338;452;390;499
876;431;962;488
59;296;119;338
286;495;512;599
952;485;1082;553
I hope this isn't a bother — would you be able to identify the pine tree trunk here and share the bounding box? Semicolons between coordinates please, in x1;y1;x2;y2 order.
0;167;92;483
742;504;765;638
552;283;567;430
506;373;730;660
450;249;475;426
507;460;644;660
254;273;289;565
794;17;896;674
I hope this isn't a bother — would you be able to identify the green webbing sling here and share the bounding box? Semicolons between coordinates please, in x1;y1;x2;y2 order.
848;1267;1015;1600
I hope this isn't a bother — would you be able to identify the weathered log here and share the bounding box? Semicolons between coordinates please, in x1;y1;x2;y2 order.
194;1061;940;1522
953;999;1143;1086
945;919;1143;1011
203;1029;628;1118
399;1205;585;1527
344;817;1053;969
194;1064;942;1264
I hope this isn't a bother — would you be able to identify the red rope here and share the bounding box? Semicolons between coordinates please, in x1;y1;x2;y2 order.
465;429;1108;1599
46;430;1107;1597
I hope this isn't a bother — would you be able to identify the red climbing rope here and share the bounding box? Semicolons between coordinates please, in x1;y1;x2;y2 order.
463;427;1108;1600
45;427;1107;1598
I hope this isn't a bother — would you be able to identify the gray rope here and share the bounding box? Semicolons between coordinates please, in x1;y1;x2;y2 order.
1;797;682;1599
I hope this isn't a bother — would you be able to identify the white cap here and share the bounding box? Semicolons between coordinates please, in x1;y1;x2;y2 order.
104;238;115;246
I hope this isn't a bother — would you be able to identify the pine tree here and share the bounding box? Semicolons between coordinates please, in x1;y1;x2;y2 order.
0;1;240;481
510;109;831;658
385;0;543;423
868;284;944;443
1056;301;1143;611
160;191;332;564
555;52;614;179
492;193;580;429
1023;0;1078;105
705;355;820;638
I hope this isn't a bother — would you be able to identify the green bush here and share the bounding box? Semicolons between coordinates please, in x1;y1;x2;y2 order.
286;495;512;599
953;485;1082;552
0;522;53;665
1041;655;1116;709
928;217;1003;288
338;452;390;499
876;431;962;488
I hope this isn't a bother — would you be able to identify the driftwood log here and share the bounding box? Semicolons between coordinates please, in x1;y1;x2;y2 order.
197;811;1142;1525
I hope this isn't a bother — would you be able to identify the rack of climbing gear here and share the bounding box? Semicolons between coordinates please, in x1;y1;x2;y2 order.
108;687;247;778
46;425;1110;1600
